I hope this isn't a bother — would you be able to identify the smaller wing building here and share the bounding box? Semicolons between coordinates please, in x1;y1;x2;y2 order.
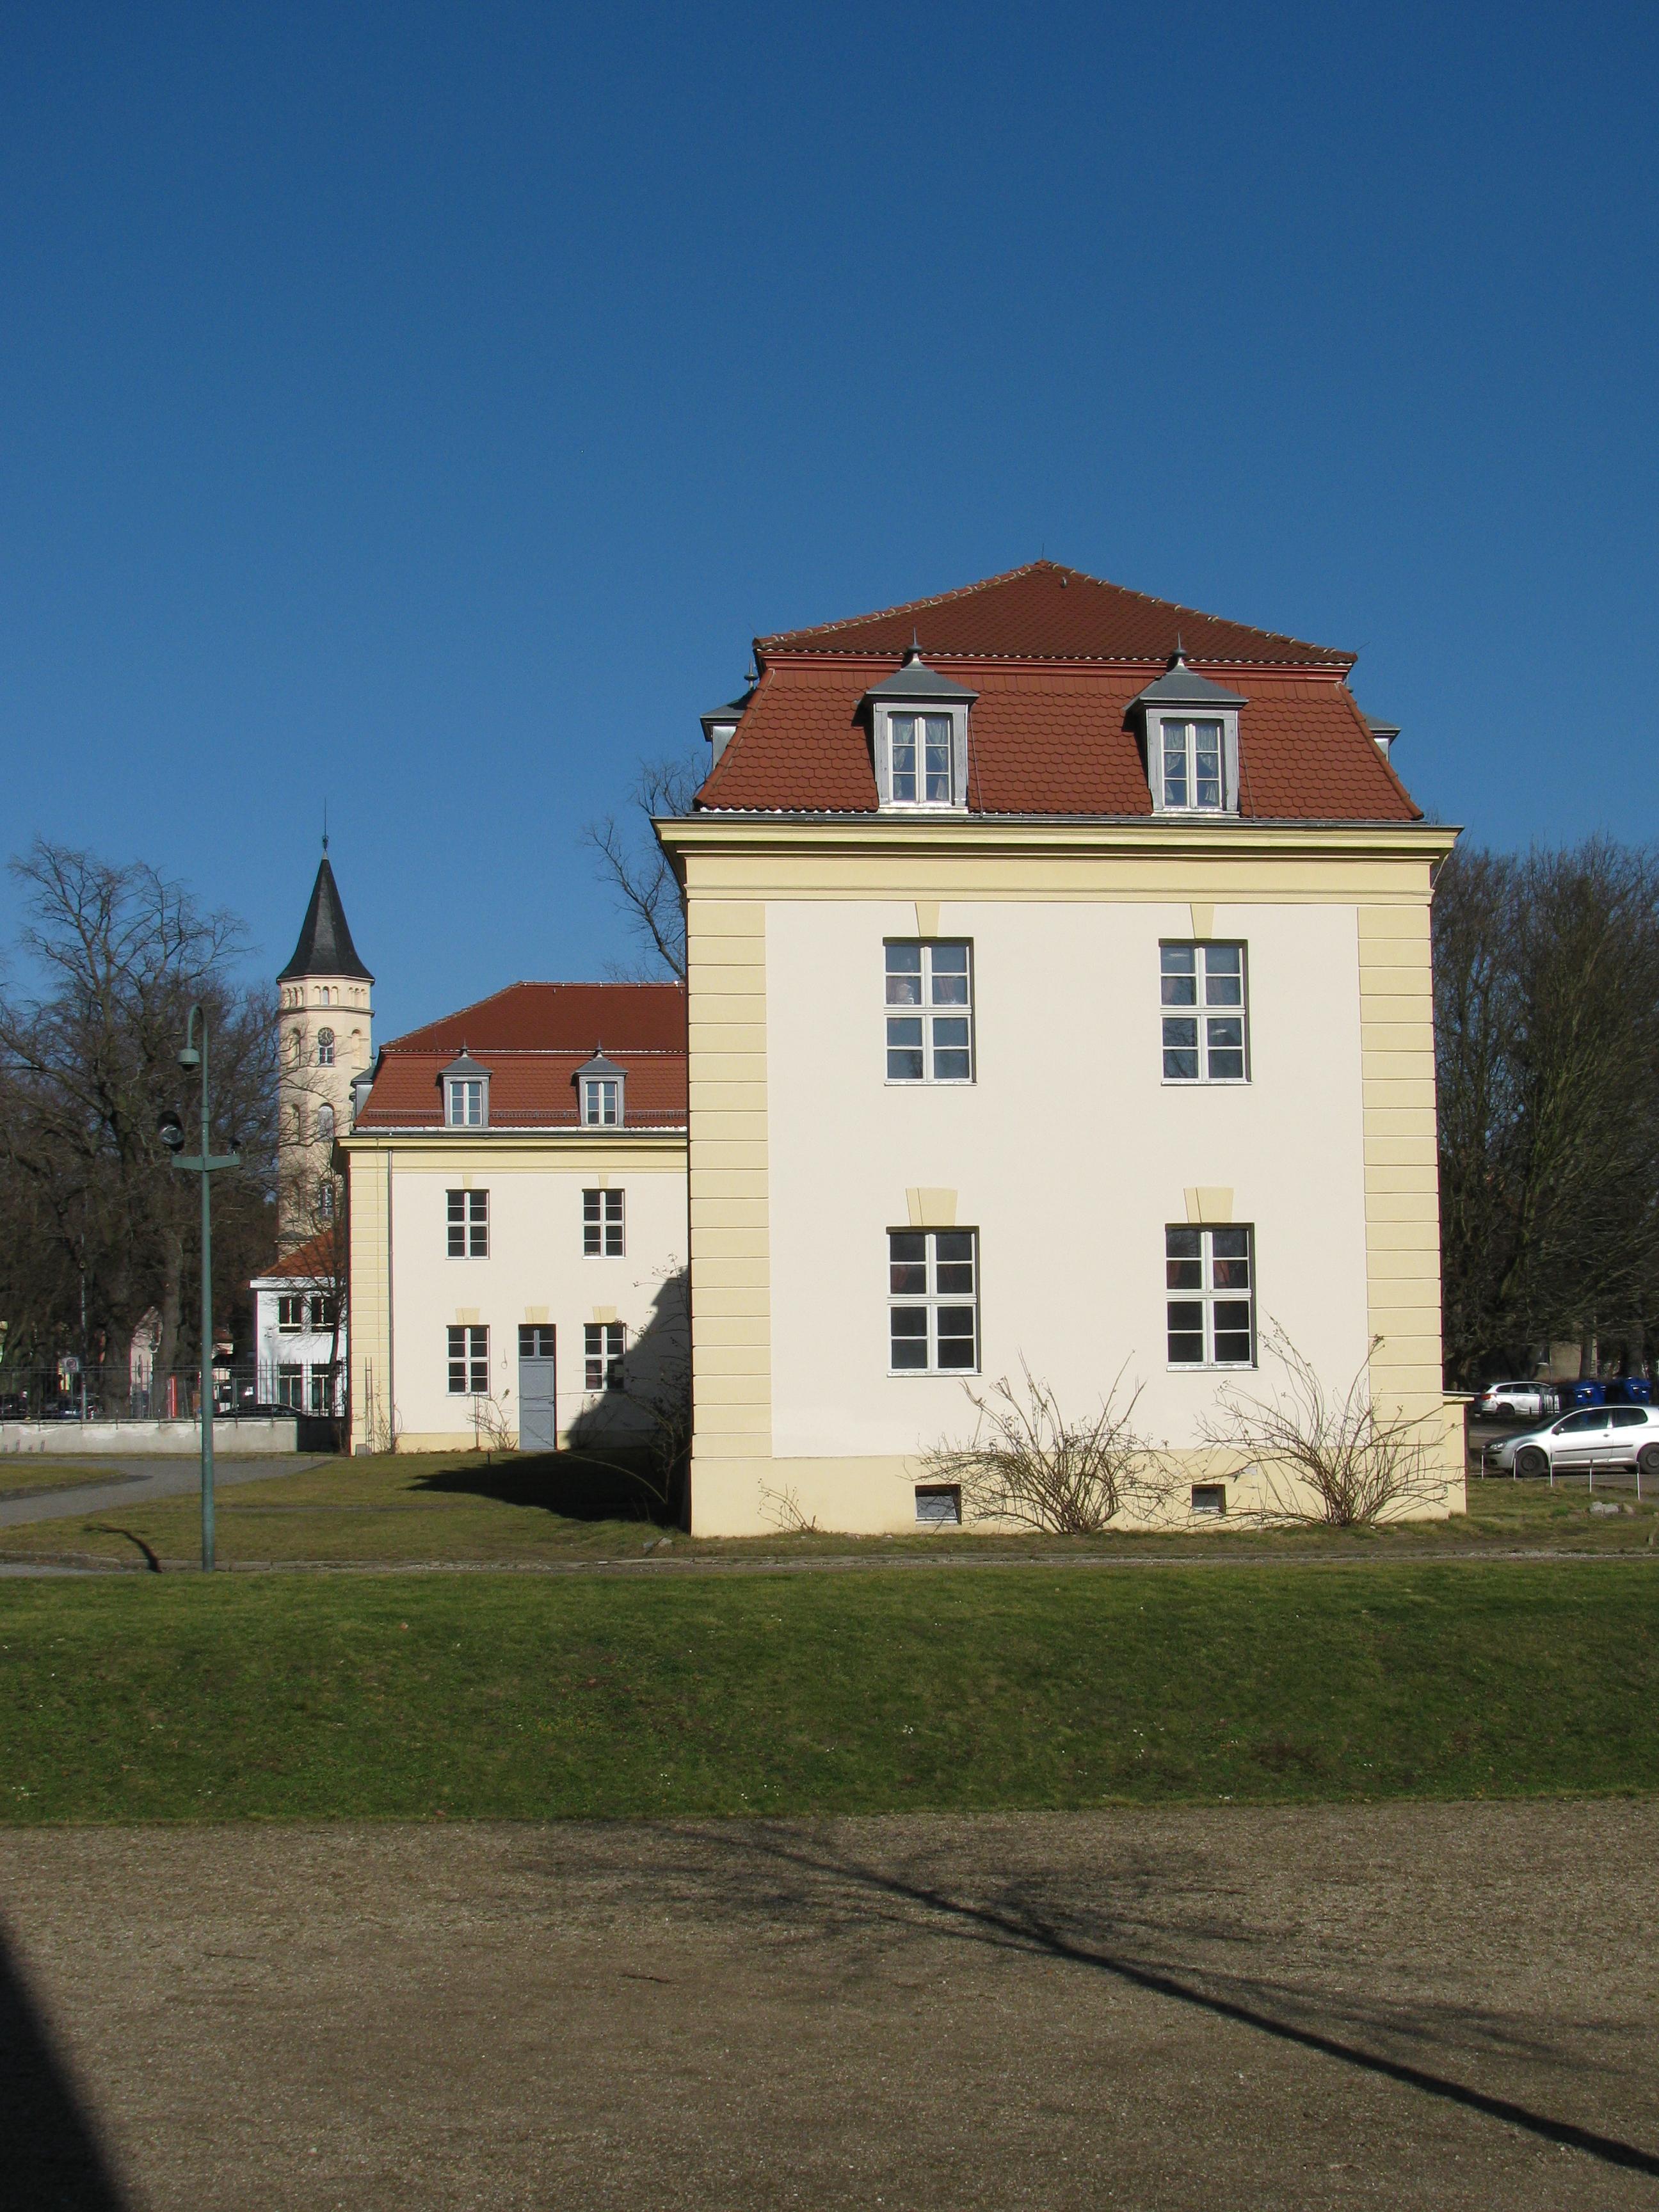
341;982;687;1455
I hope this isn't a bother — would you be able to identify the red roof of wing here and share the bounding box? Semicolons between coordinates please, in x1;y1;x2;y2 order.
389;981;685;1054
358;981;687;1131
758;561;1352;666
696;656;1420;822
255;1228;339;1283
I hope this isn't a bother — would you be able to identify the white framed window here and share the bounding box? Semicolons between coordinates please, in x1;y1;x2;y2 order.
447;1324;489;1395
316;1103;336;1142
276;1295;305;1333
1160;717;1225;811
585;1321;626;1390
310;1295;337;1331
446;1078;485;1126
276;1363;304;1408
583;1188;625;1256
888;1229;979;1374
1160;943;1248;1082
1166;1226;1254;1368
885;941;974;1082
447;1189;488;1258
317;1178;335;1221
582;1076;621;1126
317;1027;335;1067
891;713;954;805
307;1366;330;1415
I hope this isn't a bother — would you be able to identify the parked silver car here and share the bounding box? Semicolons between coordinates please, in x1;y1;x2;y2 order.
1473;1380;1560;1421
1484;1402;1659;1480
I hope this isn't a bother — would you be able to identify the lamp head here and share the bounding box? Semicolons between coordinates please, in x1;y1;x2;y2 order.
177;1044;200;1071
156;1108;186;1153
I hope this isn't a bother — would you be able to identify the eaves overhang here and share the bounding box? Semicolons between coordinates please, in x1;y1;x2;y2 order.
656;812;1459;860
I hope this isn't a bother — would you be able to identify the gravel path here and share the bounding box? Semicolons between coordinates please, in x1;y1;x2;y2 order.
3;1801;1656;2208
0;1455;329;1532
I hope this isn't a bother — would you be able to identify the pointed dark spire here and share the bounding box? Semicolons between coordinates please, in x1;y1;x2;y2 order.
278;854;373;982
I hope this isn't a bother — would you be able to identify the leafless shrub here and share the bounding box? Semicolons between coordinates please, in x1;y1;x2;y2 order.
1198;1324;1445;1526
924;1361;1177;1534
471;1389;515;1460
759;1482;820;1535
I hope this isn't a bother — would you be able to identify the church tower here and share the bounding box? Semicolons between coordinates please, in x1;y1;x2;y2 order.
276;846;374;1250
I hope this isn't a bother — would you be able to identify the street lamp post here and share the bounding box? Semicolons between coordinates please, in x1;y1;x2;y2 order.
158;1006;240;1572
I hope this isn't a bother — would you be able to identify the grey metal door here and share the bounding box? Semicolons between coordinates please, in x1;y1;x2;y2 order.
518;1326;557;1452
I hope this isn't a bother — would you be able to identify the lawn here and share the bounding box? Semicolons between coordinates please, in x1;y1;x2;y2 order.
2;1445;1658;1569
0;1462;141;1500
2;1560;1656;1823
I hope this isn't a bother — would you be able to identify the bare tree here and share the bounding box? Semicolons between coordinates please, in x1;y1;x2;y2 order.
1435;840;1659;1385
580;755;702;980
0;841;276;1410
1198;1325;1445;1526
924;1361;1178;1534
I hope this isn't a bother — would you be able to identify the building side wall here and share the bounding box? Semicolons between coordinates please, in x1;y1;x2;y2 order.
677;832;1459;1537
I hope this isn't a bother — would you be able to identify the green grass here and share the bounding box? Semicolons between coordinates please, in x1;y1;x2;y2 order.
3;1561;1656;1823
3;1445;1658;1570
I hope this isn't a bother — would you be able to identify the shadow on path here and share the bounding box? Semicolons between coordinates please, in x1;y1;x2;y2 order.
0;1924;127;2209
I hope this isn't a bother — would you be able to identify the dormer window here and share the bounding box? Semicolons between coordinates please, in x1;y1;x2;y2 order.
577;1048;625;1128
1133;651;1247;817
442;1050;490;1128
864;646;977;813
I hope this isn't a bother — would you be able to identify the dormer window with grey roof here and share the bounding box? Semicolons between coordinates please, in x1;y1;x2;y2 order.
1133;651;1247;816
700;685;753;769
442;1050;490;1128
577;1048;625;1128
864;645;977;813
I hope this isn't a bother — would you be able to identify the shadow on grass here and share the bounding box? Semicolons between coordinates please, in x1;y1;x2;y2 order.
0;1923;128;2208
408;1449;672;1527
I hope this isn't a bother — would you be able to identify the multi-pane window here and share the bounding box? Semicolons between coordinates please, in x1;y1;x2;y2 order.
1166;1226;1254;1367
447;1189;489;1257
888;1230;979;1373
307;1366;330;1415
585;1322;626;1390
311;1295;337;1331
885;942;973;1082
1161;717;1224;810
583;1188;625;1256
316;1028;335;1067
1160;943;1248;1082
582;1077;621;1126
276;1363;304;1407
277;1295;305;1333
447;1324;489;1395
447;1078;485;1127
889;712;954;805
519;1324;556;1359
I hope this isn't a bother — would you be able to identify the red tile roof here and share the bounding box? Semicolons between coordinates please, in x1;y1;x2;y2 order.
698;563;1415;821
254;1228;339;1283
357;982;687;1132
759;560;1352;667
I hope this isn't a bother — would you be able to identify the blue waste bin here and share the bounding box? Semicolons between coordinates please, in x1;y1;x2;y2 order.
1608;1376;1653;1405
1564;1379;1607;1408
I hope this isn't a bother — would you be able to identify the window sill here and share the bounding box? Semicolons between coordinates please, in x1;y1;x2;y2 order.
1167;1362;1257;1374
876;803;969;817
1160;1077;1251;1088
887;1368;981;1380
883;1078;976;1089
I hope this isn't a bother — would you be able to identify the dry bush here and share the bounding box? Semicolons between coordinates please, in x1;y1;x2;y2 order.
924;1361;1176;1534
1199;1324;1445;1526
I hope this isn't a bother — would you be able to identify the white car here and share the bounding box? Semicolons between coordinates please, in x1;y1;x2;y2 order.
1484;1402;1659;1480
1474;1381;1560;1422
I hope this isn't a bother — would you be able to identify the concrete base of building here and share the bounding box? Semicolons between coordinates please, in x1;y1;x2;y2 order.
689;1438;1468;1539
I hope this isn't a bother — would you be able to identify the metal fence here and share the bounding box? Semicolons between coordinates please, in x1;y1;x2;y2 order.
0;1365;345;1422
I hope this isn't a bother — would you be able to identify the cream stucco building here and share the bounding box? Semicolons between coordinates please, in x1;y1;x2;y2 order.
659;561;1461;1537
340;983;687;1455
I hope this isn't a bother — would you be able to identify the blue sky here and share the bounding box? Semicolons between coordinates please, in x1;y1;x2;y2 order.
1;2;1654;1038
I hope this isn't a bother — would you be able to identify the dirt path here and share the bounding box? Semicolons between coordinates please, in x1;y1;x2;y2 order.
4;1802;1656;2208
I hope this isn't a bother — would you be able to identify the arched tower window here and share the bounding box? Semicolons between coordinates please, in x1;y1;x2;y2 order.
316;1103;335;1142
317;1028;335;1066
291;1103;305;1141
